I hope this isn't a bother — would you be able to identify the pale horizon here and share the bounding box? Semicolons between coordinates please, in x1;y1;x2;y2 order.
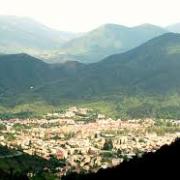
0;0;180;32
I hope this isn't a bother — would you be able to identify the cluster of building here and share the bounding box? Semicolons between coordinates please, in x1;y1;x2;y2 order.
0;106;179;175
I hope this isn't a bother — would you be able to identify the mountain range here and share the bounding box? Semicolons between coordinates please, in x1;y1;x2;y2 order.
55;23;168;63
32;33;180;100
1;16;180;118
0;16;79;57
1;16;179;64
1;33;180;106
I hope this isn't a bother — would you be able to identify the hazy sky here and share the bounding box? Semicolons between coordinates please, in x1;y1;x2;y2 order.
0;0;180;32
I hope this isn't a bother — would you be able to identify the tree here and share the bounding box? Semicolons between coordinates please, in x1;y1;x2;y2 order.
103;139;113;151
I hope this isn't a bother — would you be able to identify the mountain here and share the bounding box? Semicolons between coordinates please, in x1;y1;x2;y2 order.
166;23;180;33
34;33;180;97
1;33;180;100
90;32;180;94
52;23;168;63
0;16;78;55
0;53;50;96
1;33;180;119
0;17;168;64
0;53;83;106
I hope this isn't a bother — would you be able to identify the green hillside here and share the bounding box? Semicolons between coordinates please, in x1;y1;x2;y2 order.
1;33;180;119
36;33;180;97
0;53;83;107
34;33;180;119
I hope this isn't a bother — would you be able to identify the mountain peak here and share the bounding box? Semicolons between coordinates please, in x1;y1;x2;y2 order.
92;24;130;33
100;23;128;29
60;23;167;63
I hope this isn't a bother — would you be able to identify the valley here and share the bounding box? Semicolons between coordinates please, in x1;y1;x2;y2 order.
0;10;180;179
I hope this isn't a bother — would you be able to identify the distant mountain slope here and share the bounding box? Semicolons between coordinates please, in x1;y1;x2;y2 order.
0;16;78;55
52;23;168;63
0;17;168;64
166;23;180;33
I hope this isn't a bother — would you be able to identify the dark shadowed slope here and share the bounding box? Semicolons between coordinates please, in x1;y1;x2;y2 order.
35;33;180;100
0;53;83;105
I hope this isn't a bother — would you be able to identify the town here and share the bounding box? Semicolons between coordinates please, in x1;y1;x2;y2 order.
0;106;180;177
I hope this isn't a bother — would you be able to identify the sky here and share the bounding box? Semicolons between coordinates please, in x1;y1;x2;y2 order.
0;0;180;32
